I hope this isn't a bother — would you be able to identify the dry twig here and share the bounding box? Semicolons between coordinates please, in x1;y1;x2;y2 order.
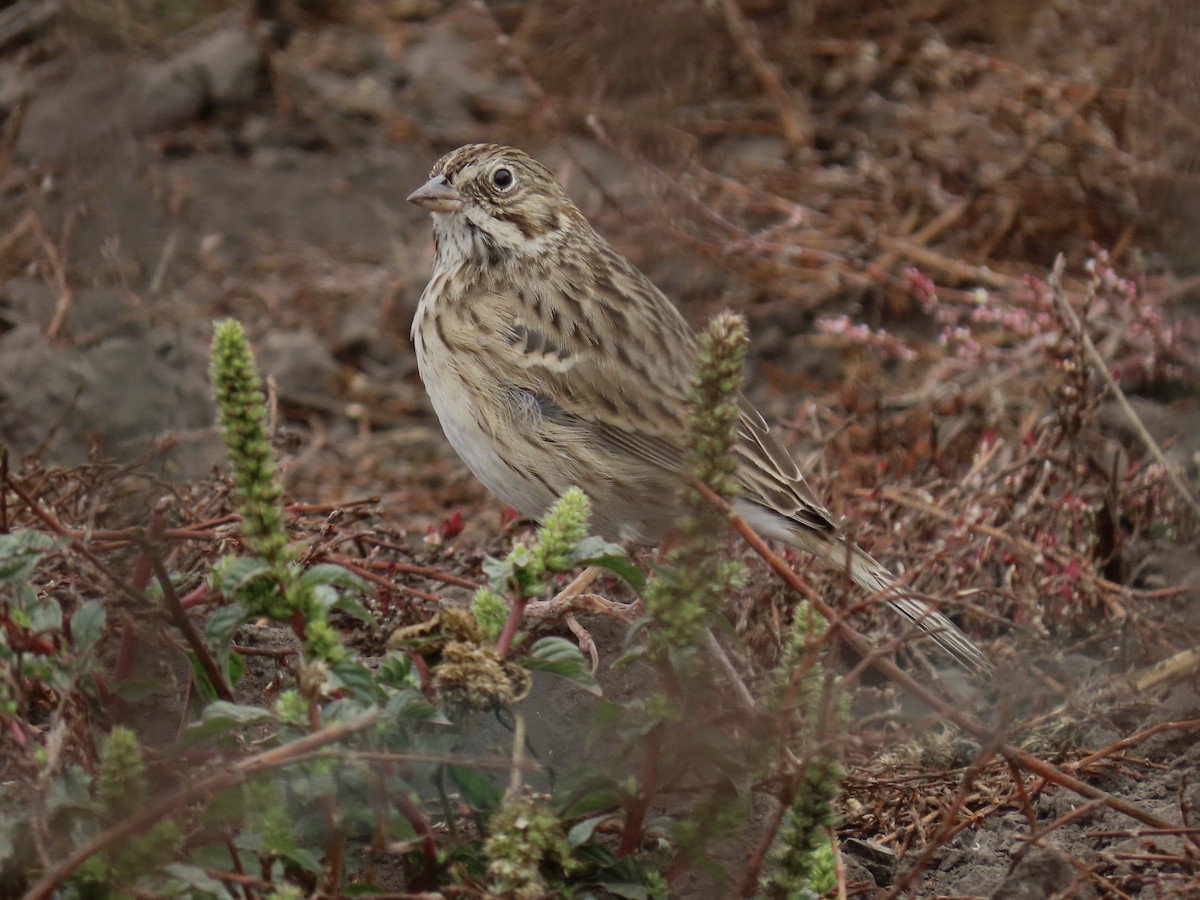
691;478;1190;840
1048;254;1200;516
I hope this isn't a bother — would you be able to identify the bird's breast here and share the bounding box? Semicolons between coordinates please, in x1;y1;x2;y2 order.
414;304;561;521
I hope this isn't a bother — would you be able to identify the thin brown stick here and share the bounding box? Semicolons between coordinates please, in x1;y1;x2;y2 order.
1048;254;1200;515
881;485;1132;605
330;556;442;604
689;478;1187;838
493;589;528;659
1069;720;1200;771
21;712;382;900
715;0;808;153
1149;270;1200;306
1060;848;1136;899
4;471;158;616
136;532;234;702
346;547;481;590
617;722;663;858
392;789;439;887
883;738;1001;898
869;85;1099;276
877;236;1025;291
27;211;74;341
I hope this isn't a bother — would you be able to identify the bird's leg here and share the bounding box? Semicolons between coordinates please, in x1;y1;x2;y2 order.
554;565;604;602
556;567;604;673
523;543;649;671
565;612;600;674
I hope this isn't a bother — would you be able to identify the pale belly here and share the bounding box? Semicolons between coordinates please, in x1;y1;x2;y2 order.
421;359;561;522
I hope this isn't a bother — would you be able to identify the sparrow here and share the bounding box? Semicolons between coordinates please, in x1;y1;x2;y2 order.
408;143;988;673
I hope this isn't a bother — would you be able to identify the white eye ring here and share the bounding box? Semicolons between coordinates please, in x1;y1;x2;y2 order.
491;166;515;191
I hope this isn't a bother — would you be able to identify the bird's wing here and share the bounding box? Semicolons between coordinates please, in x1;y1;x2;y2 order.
466;252;841;542
734;398;838;538
464;266;697;474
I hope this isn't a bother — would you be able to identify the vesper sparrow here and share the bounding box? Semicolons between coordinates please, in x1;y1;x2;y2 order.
408;143;988;674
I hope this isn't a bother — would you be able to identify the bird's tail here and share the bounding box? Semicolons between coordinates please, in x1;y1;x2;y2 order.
793;529;991;674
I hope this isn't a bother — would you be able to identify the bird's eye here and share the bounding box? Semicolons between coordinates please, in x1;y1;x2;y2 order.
491;167;515;191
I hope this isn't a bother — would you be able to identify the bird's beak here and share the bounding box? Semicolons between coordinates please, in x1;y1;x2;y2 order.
407;175;464;213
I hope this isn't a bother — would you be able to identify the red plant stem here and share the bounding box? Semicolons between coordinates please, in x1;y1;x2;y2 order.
2;474;174;622
302;703;345;893
180;584;214;609
112;623;139;687
221;838;255;900
737;756;805;896
411;654;433;699
114;502;171;689
346;548;481;590
322;814;344;893
289;609;307;644
393;789;439;888
689;478;1188;839
493;593;527;659
136;532;234;702
617;723;663;858
736;660;836;894
329;557;441;604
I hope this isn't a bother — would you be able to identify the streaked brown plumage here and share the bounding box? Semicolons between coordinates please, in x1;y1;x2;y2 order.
409;143;988;674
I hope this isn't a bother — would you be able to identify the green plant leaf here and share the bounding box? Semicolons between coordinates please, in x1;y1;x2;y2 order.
569;535;624;559
581;555;646;593
189;650;239;702
300;563;367;591
70;599;107;652
569;537;645;592
204;602;249;685
112;678;173;702
520;637;601;696
204;602;250;647
591;699;624;734
0;531;63;584
28;596;63;634
328;659;377;701
555;769;621;818
377;652;418;690
449;765;502;811
160;863;230;895
307;576;378;630
282;847;323;875
213;556;272;595
482;554;514;589
384;689;449;725
328;591;376;627
179;700;276;746
46;764;93;814
567;813;610;848
227;652;246;689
